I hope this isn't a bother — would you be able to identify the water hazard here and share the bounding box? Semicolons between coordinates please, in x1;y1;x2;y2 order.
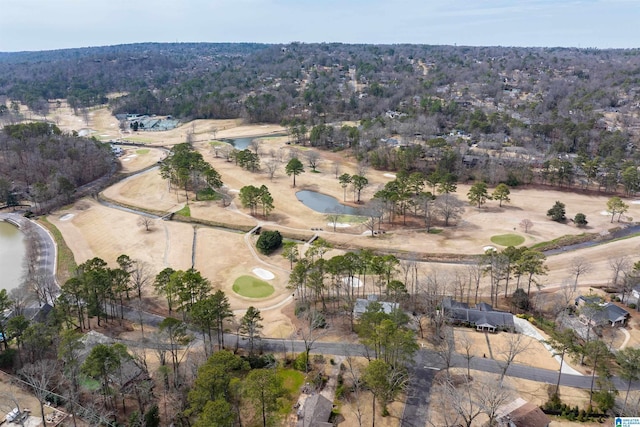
295;190;361;215
0;221;25;291
224;134;287;151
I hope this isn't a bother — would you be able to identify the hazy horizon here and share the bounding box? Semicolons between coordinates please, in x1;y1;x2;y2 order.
1;0;639;53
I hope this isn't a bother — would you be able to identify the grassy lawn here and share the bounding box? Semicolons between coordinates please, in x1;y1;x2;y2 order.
175;205;191;217
528;232;594;251
80;375;101;391
196;188;221;201
333;214;366;224
38;217;77;283
490;233;525;246
136;148;150;154
232;275;274;298
428;228;443;234
125;136;152;143
278;368;305;415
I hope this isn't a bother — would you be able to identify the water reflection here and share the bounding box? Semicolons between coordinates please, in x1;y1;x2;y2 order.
296;190;360;215
0;221;25;292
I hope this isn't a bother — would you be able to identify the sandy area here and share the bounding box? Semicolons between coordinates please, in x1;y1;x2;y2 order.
253;268;275;280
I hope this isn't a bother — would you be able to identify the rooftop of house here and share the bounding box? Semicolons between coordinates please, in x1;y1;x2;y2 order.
296;394;333;427
442;297;515;329
353;295;399;317
497;397;550;427
575;295;630;324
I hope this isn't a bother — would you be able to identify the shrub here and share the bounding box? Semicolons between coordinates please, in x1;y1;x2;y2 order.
0;348;16;369
629;303;637;310
574;212;588;227
256;230;283;254
243;353;276;369
547;201;566;222
293;352;308;371
295;302;309;317
512;288;530;310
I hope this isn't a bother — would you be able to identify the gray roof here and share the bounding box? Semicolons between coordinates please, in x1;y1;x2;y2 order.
575;295;603;305
18;303;53;323
477;302;494;312
599;303;629;324
448;307;515;329
442;298;469;310
576;295;629;325
297;394;332;427
353;297;399;317
443;298;514;330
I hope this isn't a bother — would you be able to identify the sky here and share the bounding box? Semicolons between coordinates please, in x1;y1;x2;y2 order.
1;0;639;52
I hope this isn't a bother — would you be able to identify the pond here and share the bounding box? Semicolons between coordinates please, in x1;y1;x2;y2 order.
224;133;287;150
0;221;25;292
296;190;361;215
226;137;254;150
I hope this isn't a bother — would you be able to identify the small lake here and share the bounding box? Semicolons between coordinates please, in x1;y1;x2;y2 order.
226;137;254;150
296;190;360;215
225;133;287;150
0;221;25;291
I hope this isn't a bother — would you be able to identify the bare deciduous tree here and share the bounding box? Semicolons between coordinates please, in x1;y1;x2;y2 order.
435;193;464;226
137;216;154;232
217;186;234;207
570;256;592;291
343;349;365;427
519;218;533;233
498;333;531;386
305;150;321;172
477;376;513;425
609;256;631;300
264;159;279;181
20;360;60;427
333;161;342;178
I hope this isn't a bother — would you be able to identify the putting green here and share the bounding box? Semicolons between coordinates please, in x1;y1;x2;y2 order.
233;275;275;298
490;233;525;246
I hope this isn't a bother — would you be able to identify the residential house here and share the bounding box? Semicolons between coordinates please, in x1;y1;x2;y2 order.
296;394;333;427
442;297;515;332
575;295;630;327
353;295;399;319
79;331;150;393
496;397;550;427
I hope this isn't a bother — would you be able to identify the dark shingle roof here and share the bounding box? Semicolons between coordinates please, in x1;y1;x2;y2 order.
297;394;332;427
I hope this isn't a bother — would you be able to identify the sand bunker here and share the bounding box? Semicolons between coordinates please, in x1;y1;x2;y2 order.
384;173;397;178
342;277;363;288
328;222;351;228
252;268;275;280
483;245;496;252
600;210;611;216
59;214;74;221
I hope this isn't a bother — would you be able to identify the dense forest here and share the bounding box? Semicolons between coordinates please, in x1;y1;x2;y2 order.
0;122;113;210
2;42;640;193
